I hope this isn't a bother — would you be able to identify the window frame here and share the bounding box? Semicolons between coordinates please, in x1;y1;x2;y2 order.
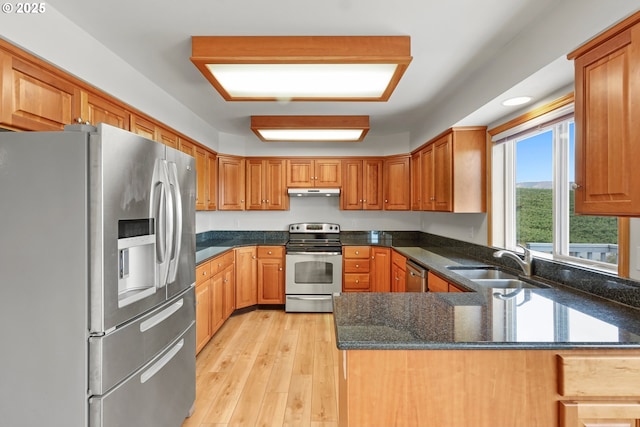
488;94;627;276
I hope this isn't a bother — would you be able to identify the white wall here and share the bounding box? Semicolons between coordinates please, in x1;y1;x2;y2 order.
420;212;488;246
196;197;421;233
0;6;220;151
410;0;639;148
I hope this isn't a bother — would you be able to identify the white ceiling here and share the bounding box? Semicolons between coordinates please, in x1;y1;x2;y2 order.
41;0;635;142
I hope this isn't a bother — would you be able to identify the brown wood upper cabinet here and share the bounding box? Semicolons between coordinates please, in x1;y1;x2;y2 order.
383;155;411;210
286;158;342;188
568;11;640;216
179;138;209;211
218;155;246;210
412;127;486;212
246;159;288;210
0;50;78;131
341;159;384;210
78;91;130;130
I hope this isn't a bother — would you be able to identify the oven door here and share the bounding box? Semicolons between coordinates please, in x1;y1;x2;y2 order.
285;252;342;295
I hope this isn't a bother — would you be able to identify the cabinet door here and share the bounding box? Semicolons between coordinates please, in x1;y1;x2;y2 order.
130;115;156;141
0;52;77;131
428;271;449;292
257;258;284;304
573;26;640;215
206;151;217;211
195;281;212;354
194;145;207;211
157;125;178;149
79;91;130;130
222;265;235;319
363;159;383;210
341;160;363;210
410;152;422;210
315;159;342;187
384;156;410;210
391;263;406;292
246;159;265;210
234;246;257;309
218;156;245;210
265;159;288;210
286;159;313;187
211;271;225;335
433;134;453;212
421;145;435;211
370;247;391;292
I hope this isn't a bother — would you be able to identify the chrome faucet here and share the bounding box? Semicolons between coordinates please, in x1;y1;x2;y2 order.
493;245;533;276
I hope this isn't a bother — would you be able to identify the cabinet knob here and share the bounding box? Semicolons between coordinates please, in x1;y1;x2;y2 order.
355;280;359;284
252;256;256;259
363;199;367;203
571;182;582;190
385;199;388;203
266;199;269;203
355;264;360;268
241;199;245;203
202;271;207;276
355;251;359;255
268;251;272;254
279;267;283;271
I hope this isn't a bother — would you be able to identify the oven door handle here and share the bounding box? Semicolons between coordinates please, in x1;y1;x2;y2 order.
286;252;342;256
287;295;334;301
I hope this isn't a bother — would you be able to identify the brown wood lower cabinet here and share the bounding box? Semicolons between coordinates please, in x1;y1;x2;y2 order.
391;250;407;292
370;247;391;292
428;270;468;292
195;250;235;354
235;246;257;309
338;349;640;427
257;246;285;304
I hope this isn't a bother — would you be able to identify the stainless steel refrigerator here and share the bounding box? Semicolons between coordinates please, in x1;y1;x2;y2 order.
0;123;196;427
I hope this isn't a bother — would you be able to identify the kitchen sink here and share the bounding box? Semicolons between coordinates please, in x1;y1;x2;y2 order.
447;266;518;280
447;266;548;289
471;279;543;289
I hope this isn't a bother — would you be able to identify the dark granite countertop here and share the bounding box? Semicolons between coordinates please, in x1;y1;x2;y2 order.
195;230;640;350
334;289;640;350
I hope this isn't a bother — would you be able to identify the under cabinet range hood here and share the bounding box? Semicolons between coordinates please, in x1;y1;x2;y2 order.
288;188;340;197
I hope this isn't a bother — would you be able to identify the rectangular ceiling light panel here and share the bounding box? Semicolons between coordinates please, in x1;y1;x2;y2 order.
251;115;370;142
191;36;412;101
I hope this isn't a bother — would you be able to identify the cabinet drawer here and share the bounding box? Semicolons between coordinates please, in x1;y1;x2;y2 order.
257;246;284;258
196;262;211;285
344;259;370;273
343;273;370;291
391;250;407;269
211;251;234;275
557;355;640;397
344;246;370;259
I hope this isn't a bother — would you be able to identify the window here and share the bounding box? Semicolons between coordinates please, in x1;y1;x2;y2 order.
492;100;619;271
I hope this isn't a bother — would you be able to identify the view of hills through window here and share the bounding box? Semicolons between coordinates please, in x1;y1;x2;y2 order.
515;122;618;265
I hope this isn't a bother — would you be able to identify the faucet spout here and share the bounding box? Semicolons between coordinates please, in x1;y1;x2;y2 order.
493;245;532;276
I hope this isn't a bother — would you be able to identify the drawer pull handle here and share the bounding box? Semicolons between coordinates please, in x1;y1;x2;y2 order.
140;339;184;384
140;299;184;332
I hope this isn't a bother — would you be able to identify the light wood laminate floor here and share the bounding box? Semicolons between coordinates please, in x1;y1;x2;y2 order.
182;310;340;427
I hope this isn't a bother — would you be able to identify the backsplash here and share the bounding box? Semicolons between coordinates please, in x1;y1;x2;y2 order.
196;229;640;309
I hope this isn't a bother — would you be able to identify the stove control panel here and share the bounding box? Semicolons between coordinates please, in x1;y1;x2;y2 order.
288;223;340;233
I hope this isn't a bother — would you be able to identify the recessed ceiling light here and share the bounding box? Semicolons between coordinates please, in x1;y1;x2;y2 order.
251;116;370;142
191;36;412;101
502;96;533;106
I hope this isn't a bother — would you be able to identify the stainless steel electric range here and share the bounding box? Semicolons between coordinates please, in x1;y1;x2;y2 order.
285;223;343;312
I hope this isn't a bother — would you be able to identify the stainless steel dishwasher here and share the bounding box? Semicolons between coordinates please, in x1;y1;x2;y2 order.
406;260;427;292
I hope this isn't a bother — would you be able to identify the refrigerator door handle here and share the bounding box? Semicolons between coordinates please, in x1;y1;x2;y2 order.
140;338;184;384
162;160;175;288
151;159;171;287
167;161;182;283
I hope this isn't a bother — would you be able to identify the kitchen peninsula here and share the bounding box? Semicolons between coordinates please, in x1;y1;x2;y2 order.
332;239;640;427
